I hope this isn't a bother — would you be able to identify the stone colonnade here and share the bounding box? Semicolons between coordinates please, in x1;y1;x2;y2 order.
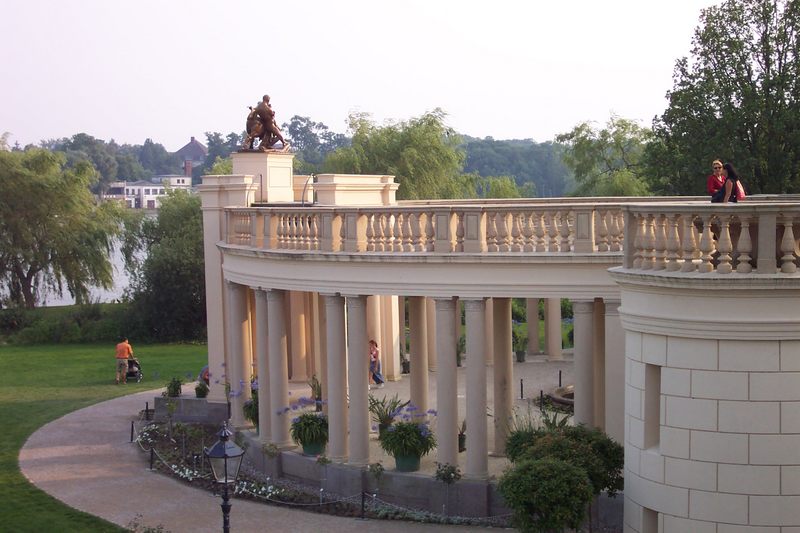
218;281;624;477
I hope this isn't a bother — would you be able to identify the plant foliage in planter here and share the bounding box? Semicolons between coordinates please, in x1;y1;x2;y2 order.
379;419;436;459
368;393;410;433
195;380;209;398
163;377;183;398
498;457;592;533
243;389;259;427
290;412;329;447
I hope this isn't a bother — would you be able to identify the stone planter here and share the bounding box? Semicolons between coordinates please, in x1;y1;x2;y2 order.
301;441;326;456
394;454;421;472
515;350;526;363
153;396;227;424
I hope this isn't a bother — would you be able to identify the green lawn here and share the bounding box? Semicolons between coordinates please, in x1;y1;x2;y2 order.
0;343;207;532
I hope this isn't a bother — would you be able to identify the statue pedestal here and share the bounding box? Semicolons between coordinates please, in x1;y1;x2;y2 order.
232;151;294;203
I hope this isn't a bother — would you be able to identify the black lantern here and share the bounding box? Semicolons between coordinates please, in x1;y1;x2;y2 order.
204;422;244;533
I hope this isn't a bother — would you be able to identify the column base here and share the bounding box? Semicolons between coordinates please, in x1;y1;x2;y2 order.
527;354;549;363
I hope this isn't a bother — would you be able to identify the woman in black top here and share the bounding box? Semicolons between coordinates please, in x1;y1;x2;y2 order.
719;162;741;203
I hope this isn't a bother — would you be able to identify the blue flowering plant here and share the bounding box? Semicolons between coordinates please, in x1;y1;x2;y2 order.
378;404;436;458
290;412;329;447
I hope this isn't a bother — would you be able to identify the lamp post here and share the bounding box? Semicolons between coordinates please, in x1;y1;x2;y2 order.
204;422;244;533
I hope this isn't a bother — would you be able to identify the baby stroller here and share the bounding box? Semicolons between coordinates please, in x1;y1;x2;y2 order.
126;357;143;383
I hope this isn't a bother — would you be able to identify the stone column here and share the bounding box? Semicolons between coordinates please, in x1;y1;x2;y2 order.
346;295;369;465
397;296;405;361
288;291;308;382
254;289;271;443
324;294;348;460
593;299;606;429
267;289;292;448
316;293;329;415
305;291;316;380
408;296;429;412
573;300;595;427
492;297;513;455
544;298;563;361
484;297;494;365
464;298;488;478
226;281;250;427
435;297;458;465
526;298;545;361
426;297;438;371
381;295;401;381
603;300;624;443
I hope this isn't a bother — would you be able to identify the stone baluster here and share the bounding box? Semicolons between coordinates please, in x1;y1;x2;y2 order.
632;213;644;269
455;211;465;252
277;213;287;249
302;214;312;250
654;214;668;270
736;215;753;273
547;211;560;252
497;212;511;252
596;209;609;252
286;214;296;249
402;212;414;251
641;214;656;270
375;214;386;252
665;214;682;272
425;211;435;252
487;212;498;252
717;214;734;274
558;211;571;251
523;212;535;252
680;214;699;272
780;216;797;273
310;215;319;250
535;212;547;252
610;211;623;252
698;215;716;273
393;213;403;252
511;212;524;251
339;212;347;250
366;213;376;252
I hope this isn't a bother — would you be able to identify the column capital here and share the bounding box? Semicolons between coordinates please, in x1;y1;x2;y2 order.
603;299;621;315
266;288;285;302
434;297;456;311
462;298;487;312
572;300;595;314
344;294;367;309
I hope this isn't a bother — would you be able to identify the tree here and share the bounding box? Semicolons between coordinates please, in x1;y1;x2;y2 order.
650;0;800;194
323;109;466;200
137;138;181;176
0;149;124;308
125;190;205;341
282;115;349;173
476;175;522;198
58;133;119;192
556;115;652;196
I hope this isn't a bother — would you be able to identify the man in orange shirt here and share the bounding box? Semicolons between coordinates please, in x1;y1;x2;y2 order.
115;338;134;384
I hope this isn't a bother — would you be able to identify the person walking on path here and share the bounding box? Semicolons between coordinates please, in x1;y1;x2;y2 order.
369;339;385;388
115;337;133;384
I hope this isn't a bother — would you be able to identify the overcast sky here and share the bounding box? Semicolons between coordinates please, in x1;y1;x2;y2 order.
1;0;718;151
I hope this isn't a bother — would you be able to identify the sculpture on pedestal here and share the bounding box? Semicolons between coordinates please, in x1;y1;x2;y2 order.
243;94;290;151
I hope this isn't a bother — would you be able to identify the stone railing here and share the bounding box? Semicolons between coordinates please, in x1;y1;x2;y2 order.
224;203;631;255
623;203;800;275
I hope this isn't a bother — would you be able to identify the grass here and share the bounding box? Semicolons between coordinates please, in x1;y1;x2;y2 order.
0;342;207;532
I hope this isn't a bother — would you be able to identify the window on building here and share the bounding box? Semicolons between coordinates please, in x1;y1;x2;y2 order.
644;364;661;449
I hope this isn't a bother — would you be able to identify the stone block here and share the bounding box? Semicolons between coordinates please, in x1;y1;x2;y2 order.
749;495;800;526
691;370;748;400
690;431;748;463
782;466;800;495
626;384;643;419
626;442;641;475
664;457;716;491
629;416;645;449
750;434;800;465
719;340;779;372
689;489;748;524
718;464;780;495
662;514;717;533
642;333;667;365
623;495;642;531
665;396;717;431
718;525;781;533
629;360;645;389
781;402;800;433
750;372;800;401
718;401;780;433
626;470;689;517
667;337;717;370
640;448;664;483
661;368;691;398
660;426;690;459
626;331;643;362
781;340;800;371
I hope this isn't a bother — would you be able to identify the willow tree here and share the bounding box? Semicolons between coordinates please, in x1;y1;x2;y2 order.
649;0;800;194
0;149;124;308
323;109;466;200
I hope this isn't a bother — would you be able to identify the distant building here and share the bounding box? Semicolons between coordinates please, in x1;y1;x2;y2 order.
174;136;208;177
105;176;192;209
158;174;193;191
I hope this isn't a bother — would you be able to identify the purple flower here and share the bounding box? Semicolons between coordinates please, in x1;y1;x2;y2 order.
283;407;291;413
371;425;377;431
275;409;284;415
387;426;396;432
426;409;438;416
292;417;300;424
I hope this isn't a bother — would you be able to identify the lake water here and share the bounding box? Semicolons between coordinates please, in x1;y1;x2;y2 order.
38;245;132;307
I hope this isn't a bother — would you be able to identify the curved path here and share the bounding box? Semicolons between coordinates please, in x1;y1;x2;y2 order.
19;389;489;532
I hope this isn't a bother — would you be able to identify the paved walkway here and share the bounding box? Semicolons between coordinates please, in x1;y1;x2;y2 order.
19;358;572;532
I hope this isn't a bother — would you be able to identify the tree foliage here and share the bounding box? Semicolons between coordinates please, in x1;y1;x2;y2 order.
0;149;124;308
125;191;205;341
650;0;800;194
282;115;349;174
323;109;466;200
557;115;652;196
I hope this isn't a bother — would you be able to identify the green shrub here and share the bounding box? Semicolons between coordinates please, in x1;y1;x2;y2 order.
0;308;34;333
195;381;209;398
506;426;547;463
498;458;592;533
290;412;329;446
243;390;258;427
519;433;605;496
163;377;182;398
561;425;624;496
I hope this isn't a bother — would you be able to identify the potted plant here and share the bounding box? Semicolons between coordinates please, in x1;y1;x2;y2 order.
308;375;323;412
513;330;528;363
379;419;436;472
458;419;466;453
195;380;209;398
243;389;258;429
456;334;466;367
163;377;182;398
290;412;329;456
369;394;410;438
400;354;411;374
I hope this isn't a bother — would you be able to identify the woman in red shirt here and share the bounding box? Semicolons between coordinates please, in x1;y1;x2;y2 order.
708;159;745;201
